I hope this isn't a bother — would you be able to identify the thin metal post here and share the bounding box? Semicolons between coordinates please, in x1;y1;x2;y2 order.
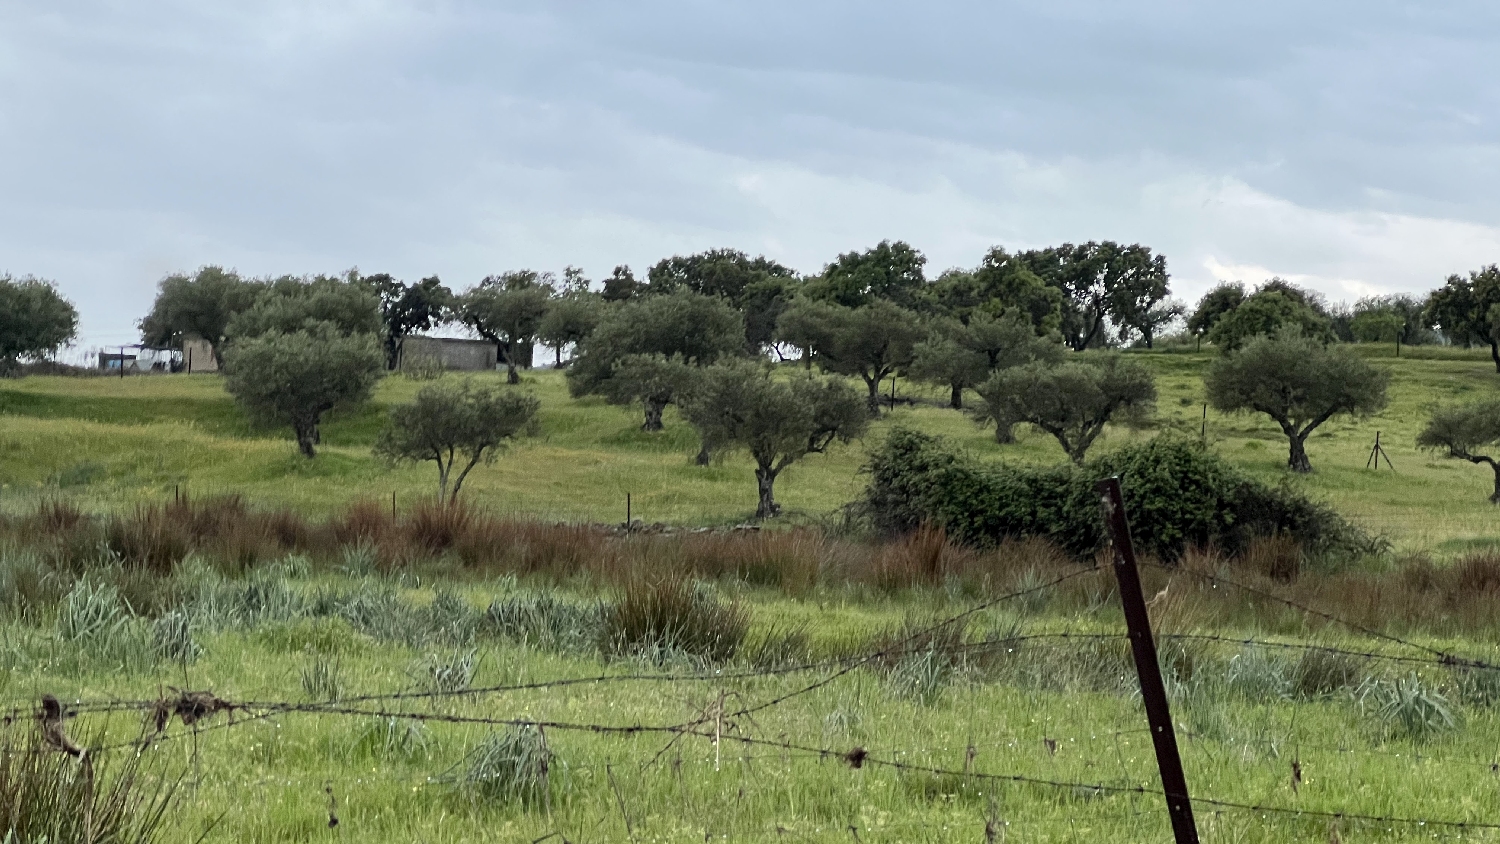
1200;405;1207;441
1096;477;1199;844
626;493;632;533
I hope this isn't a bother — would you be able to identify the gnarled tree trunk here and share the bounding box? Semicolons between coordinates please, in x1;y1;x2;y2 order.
949;383;963;410
293;419;318;459
1287;433;1312;473
754;466;781;520
642;399;666;432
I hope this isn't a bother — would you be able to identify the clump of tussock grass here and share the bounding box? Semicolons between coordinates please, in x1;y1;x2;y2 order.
1358;673;1460;740
870;616;971;704
738;622;812;670
149;609;199;664
0;723;178;844
604;575;749;663
1224;648;1291;700
0;550;66;618
453;726;554;808
56;578;128;643
1235;534;1304;582
1290;648;1369;700
411;648;478;697
104;506;191;573
483;593;605;654
302;653;345;702
353;717;430;762
423;590;478;646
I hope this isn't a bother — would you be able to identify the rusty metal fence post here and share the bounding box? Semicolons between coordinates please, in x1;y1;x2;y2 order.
1097;476;1199;844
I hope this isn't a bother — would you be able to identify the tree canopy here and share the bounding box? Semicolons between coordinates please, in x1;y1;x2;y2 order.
1206;283;1334;351
681;362;868;519
365;274;453;369
537;292;602;367
1187;282;1246;337
909;313;1063;410
646;249;797;351
221;325;385;458
139;266;262;366
0;276;78;367
374;379;539;503
807;240;928;311
972;353;1156;462
227;275;382;341
1018;241;1170;351
1426;266;1500;371
1205;327;1389;472
567;290;744;429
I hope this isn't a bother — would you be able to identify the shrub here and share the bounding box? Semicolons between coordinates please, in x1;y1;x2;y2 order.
605;575;749;663
0;723;177;843
858;428;1373;563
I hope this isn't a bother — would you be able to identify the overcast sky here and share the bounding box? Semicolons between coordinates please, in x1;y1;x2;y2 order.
3;1;1499;350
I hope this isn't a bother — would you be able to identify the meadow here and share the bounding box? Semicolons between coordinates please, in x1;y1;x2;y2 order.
2;344;1499;553
1;347;1500;842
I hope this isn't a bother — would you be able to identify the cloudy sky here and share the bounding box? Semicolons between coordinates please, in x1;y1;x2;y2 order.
3;1;1499;350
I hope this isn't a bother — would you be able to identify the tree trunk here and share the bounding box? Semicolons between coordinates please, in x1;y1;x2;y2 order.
803;346;813;370
294;421;318;459
695;442;712;466
506;361;520;384
1287;434;1312;473
1490;463;1500;504
864;377;881;416
993;422;1015;444
1490;340;1499;374
642;399;666;432
754;467;781;520
949;383;963;410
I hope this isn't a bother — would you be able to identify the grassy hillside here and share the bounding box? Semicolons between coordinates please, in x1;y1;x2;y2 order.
1;344;1498;554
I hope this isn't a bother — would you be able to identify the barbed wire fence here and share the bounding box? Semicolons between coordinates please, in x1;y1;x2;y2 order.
14;491;1500;840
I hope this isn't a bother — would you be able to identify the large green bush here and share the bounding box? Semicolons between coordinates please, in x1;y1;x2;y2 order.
859;428;1374;562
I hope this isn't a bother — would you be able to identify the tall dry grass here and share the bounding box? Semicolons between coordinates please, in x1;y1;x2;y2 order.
4;498;1500;638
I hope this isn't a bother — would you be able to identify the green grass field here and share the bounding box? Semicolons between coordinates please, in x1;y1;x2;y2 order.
2;345;1497;553
4;348;1500;842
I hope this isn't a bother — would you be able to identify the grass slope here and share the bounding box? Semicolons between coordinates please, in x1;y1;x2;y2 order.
1;344;1498;553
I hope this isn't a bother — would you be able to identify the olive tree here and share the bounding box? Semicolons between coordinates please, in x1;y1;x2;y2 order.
458;275;554;384
780;299;924;414
228;275;382;340
139;266;262;366
567;290;744;430
0;276;78;367
1417;401;1500;502
681;362;868;519
909;313;1063;410
375;379;539;503
973;353;1156;462
1205;327;1389;472
222;325;384;458
537;293;601;367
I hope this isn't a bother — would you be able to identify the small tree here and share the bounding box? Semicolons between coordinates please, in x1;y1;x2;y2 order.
811;300;925;414
1426;266;1500;371
375;379;539;503
139;266;262;366
909;332;987;409
604;354;698;432
568;290;744;429
0;275;78;367
1418;401;1500;502
973;354;1156;462
1186;282;1246;338
458;277;554;384
774;297;844;370
537;293;601;367
222;325;384;458
681;362;868;519
1205;327;1389;472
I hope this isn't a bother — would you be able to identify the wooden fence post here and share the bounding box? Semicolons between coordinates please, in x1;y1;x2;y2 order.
1096;476;1199;844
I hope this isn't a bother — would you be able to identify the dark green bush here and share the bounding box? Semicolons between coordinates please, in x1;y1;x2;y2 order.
859;428;1373;563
